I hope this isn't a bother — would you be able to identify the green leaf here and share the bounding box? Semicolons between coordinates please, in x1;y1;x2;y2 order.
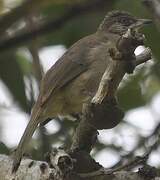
142;74;160;100
16;53;32;75
0;52;29;112
117;71;146;111
143;25;160;61
0;142;9;154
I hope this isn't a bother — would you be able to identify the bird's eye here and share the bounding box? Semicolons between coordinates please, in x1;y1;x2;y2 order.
120;18;129;24
119;18;133;25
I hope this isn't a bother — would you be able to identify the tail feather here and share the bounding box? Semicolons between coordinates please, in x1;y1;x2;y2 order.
12;107;42;173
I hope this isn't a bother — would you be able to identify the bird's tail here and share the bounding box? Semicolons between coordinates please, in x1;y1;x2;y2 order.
12;106;43;173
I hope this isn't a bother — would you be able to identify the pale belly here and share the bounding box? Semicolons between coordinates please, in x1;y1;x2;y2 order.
43;65;107;118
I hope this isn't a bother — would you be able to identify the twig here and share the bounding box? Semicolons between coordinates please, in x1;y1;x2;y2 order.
78;155;148;178
28;44;43;82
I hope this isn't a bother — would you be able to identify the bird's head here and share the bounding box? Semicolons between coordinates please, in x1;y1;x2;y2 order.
98;11;152;35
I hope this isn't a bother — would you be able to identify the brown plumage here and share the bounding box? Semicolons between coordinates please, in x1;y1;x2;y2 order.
12;10;151;172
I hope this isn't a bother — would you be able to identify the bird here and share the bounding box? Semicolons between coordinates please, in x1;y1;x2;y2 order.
12;10;151;172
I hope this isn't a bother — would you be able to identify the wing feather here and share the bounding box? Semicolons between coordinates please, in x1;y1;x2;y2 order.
39;34;99;106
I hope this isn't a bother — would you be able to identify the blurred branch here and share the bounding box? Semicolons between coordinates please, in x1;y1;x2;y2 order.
29;44;43;83
0;0;42;35
0;0;105;34
143;0;160;20
0;0;114;52
80;155;148;178
144;122;160;155
130;121;160;156
0;0;37;35
112;121;160;169
143;0;160;33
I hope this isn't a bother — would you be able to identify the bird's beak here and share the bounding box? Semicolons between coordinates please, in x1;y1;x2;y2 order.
138;18;152;25
130;18;152;29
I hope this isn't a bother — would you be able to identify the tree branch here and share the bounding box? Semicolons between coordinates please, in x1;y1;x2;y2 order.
1;154;159;180
71;28;152;153
135;47;152;66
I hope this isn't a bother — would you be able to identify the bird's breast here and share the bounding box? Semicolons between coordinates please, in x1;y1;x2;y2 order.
44;40;113;118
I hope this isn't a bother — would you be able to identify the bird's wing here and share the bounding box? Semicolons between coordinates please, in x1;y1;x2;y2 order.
39;35;98;106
